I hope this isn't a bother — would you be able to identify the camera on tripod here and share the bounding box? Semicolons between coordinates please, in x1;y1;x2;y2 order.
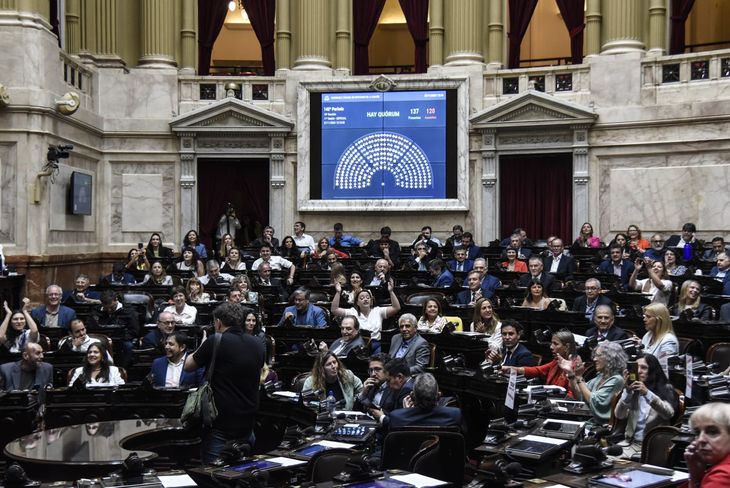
47;144;73;162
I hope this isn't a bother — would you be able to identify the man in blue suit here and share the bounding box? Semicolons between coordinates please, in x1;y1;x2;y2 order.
455;271;483;305
598;245;635;290
150;331;203;389
485;319;535;367
709;252;729;280
277;287;327;327
572;278;614;320
447;247;474;274
31;284;77;329
542;238;576;281
0;343;54;390
428;259;454;288
387;373;462;431
473;258;502;299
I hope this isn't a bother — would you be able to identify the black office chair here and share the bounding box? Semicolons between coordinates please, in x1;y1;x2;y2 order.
382;428;466;484
641;425;680;467
307;448;354;483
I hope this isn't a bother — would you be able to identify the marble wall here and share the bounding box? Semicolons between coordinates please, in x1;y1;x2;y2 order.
0;143;17;244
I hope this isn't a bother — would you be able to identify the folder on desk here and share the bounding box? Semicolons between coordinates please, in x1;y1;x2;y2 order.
505;434;569;460
588;469;671;488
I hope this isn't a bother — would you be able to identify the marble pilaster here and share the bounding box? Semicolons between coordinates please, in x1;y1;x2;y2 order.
601;0;645;54
572;127;590;237
428;0;444;67
486;0;504;68
480;131;498;245
293;0;331;70
139;0;176;67
444;0;483;65
94;0;125;67
179;140;196;235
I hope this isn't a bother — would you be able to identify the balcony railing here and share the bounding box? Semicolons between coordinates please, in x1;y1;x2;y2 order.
60;52;91;93
643;49;730;85
485;63;590;99
178;75;286;115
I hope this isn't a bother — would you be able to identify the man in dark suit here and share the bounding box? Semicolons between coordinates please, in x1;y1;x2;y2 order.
150;331;203;389
31;284;77;329
455;271;483;305
473;258;502;299
252;262;287;302
369;358;414;424
356;353;390;411
88;290;140;367
365;226;401;270
485;319;535;367
428;259;454;288
543;238;576;281
709;252;729;279
518;256;556;291
572;278;614;319
0;343;53;391
461;232;481;261
447;246;474;273
102;262;137;285
388;314;430;375
387;373;462;430
504;233;532;261
142;311;176;353
598;245;635;290
584;305;629;342
319;316;365;357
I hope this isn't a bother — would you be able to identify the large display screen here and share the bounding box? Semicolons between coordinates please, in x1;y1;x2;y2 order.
310;89;457;200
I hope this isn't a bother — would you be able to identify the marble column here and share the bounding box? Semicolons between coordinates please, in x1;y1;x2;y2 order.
428;0;443;67
444;0;483;65
293;0;331;70
276;0;291;70
335;0;350;72
571;126;590;238
601;0;645;54
480;130;498;244
95;0;125;66
584;0;601;56
139;0;176;66
65;0;81;54
486;0;504;68
0;1;17;10
79;0;97;59
179;0;195;73
647;0;667;55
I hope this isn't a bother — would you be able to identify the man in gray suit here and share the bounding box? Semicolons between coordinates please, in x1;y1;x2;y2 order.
387;313;430;375
0;342;54;390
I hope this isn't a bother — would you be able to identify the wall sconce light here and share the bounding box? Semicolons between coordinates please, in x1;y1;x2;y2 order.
55;91;80;115
0;83;8;108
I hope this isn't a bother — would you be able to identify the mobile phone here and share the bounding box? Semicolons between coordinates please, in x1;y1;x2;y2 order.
138;242;144;249
627;361;638;382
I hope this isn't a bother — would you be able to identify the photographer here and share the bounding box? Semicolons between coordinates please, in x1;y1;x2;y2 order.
217;203;241;242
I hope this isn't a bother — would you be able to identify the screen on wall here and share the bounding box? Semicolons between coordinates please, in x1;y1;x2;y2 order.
68;171;92;215
310;89;457;200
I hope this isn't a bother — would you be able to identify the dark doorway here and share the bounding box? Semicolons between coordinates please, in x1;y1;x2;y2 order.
197;159;269;250
499;153;573;242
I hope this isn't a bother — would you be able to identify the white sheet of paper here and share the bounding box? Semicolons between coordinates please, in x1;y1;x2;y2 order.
390;473;448;487
266;456;307;467
313;439;355;449
505;368;517;409
520;434;570;446
685;356;693;399
271;391;298;398
158;474;197;487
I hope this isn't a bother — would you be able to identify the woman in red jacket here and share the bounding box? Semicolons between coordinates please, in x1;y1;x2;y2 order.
684;402;730;488
501;329;579;398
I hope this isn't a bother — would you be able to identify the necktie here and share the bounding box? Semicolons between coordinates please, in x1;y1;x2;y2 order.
458;263;463;272
471;291;476;303
503;349;512;365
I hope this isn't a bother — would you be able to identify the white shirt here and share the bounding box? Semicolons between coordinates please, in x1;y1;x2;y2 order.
163;304;198;325
251;256;293;271
634;278;673;305
165;357;185;388
549;254;562;273
69;366;125;387
293;233;316;252
346;306;388;341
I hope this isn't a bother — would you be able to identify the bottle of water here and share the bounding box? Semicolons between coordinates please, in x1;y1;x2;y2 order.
324;390;336;415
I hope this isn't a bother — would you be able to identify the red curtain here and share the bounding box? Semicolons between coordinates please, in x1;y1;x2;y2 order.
353;0;386;75
499;154;573;242
507;0;538;69
555;0;584;65
197;160;270;249
398;0;429;73
669;0;696;54
243;0;277;76
198;0;229;75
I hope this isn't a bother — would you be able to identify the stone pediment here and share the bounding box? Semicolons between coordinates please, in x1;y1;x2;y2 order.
170;97;293;135
470;90;596;129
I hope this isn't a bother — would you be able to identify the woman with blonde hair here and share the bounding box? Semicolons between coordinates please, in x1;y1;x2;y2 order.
470;298;502;351
640;303;679;363
302;351;363;410
671;280;713;321
186;277;210;303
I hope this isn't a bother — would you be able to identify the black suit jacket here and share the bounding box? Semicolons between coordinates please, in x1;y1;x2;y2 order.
543;254;576;280
518;272;556;292
502;344;536;367
585;325;629;342
387;406;463;431
572;295;613;315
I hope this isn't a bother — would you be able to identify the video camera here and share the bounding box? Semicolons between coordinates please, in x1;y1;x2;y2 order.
47;144;73;162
